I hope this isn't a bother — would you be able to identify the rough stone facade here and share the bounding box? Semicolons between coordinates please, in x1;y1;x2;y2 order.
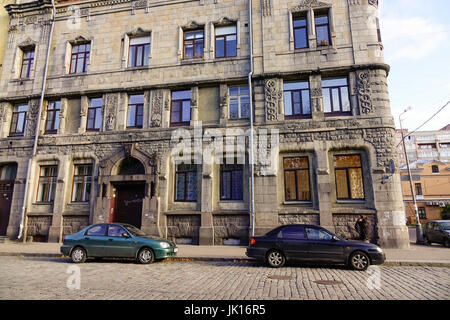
0;0;410;248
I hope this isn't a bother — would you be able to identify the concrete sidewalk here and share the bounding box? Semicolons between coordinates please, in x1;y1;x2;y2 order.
0;241;449;267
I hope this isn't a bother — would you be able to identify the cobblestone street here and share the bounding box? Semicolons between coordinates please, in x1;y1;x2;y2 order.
0;256;449;300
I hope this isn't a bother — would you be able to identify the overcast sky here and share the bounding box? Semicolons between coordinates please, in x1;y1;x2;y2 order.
379;0;450;131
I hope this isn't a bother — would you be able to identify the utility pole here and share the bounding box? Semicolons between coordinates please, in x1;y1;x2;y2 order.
399;108;424;244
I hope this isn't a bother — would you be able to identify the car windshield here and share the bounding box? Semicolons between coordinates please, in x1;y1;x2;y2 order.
440;222;450;230
123;224;147;236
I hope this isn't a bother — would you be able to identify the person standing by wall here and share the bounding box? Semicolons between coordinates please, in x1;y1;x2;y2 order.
355;215;369;242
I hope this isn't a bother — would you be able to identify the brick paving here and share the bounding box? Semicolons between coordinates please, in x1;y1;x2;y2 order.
0;256;449;300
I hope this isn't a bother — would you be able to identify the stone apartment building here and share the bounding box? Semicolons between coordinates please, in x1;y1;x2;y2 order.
0;0;410;248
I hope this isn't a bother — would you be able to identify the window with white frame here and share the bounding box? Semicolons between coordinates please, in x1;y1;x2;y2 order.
229;86;250;119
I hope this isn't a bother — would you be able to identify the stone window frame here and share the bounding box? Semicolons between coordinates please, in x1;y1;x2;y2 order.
128;35;152;68
321;76;352;117
122;28;152;69
292;12;309;49
211;17;240;59
64;36;93;75
69;42;91;74
174;163;198;203
70;163;93;204
35;165;58;204
183;29;205;60
288;5;336;52
178;21;206;61
329;151;369;204
282;79;312;120
12;41;37;80
86;97;103;132
9;103;28;137
126;93;145;129
279;152;316;207
44;100;61;134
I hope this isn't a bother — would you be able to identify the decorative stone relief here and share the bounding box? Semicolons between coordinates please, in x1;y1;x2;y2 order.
291;0;331;11
265;79;282;122
368;0;378;7
219;91;229;119
25;100;40;137
357;70;373;114
261;0;273;16
150;90;163;127
311;87;322;112
104;94;118;131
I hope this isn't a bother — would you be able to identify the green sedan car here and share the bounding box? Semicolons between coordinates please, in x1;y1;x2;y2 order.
60;223;178;264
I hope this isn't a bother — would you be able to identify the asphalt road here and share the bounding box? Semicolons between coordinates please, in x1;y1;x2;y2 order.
0;256;448;300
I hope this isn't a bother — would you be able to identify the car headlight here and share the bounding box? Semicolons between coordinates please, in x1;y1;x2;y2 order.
160;242;170;248
375;247;383;253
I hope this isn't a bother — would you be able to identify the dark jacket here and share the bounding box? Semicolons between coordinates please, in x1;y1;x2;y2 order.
355;219;369;240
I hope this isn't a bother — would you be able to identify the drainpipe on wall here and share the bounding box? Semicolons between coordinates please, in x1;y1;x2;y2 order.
17;0;56;241
247;0;255;237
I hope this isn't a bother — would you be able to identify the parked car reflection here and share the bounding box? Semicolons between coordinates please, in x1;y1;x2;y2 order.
246;224;385;270
60;223;178;264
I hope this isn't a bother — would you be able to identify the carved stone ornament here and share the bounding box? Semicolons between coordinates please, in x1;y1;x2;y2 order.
183;21;203;31
291;0;331;11
151;90;163;127
215;17;236;26
368;0;378;6
261;0;273;17
133;0;148;9
265;79;282;122
357;70;373;114
220;92;229;118
105;94;118;131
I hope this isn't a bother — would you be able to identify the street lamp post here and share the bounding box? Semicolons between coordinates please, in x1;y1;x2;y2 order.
399;108;424;244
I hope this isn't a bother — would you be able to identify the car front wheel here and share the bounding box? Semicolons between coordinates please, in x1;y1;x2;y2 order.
266;250;285;268
349;251;370;271
137;247;154;264
71;247;87;264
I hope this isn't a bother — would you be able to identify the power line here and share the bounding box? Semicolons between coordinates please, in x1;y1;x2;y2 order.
397;100;450;147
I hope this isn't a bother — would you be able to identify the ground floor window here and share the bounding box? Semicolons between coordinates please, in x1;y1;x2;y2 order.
334;155;365;200
71;165;93;203
418;207;427;219
220;163;243;201
36;166;58;203
283;157;311;201
175;164;197;202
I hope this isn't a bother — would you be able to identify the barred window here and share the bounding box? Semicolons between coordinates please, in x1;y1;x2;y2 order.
175;164;197;202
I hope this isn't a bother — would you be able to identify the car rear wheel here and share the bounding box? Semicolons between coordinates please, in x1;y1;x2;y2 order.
71;247;87;264
444;238;450;248
349;251;370;271
266;250;285;268
137;247;154;264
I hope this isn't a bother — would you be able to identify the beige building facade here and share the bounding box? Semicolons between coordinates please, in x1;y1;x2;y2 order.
0;0;410;248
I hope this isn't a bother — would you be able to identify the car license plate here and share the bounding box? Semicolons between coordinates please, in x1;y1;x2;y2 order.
174;248;178;253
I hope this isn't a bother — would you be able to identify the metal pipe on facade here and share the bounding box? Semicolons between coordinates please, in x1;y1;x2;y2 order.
247;0;256;237
17;0;56;240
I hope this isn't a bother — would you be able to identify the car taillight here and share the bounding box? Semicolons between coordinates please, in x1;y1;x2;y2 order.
250;238;256;246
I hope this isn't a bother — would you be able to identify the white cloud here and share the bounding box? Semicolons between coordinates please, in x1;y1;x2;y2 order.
380;17;447;62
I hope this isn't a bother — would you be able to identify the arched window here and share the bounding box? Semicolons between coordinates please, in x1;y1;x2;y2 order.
117;157;145;175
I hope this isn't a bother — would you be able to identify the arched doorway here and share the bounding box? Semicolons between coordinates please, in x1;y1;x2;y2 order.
0;163;17;235
95;144;159;233
111;157;146;228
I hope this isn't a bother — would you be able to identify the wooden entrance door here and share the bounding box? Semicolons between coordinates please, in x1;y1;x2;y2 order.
0;181;14;235
114;184;145;229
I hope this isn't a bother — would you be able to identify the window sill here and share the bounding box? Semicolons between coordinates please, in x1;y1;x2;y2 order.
181;58;205;65
220;200;244;203
11;78;33;82
283;201;313;205
68;202;90;205
170;122;190;127
126;66;150;71
336;200;366;204
32;202;54;206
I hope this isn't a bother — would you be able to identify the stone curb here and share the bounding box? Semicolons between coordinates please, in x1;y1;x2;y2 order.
1;252;450;267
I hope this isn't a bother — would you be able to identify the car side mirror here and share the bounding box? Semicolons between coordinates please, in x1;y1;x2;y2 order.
332;236;339;242
122;233;131;238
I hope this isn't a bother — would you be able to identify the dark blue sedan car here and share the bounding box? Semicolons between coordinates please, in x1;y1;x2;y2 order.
246;224;385;270
61;223;178;264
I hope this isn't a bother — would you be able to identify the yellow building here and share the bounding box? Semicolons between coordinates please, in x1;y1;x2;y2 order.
0;0;14;81
400;160;450;224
